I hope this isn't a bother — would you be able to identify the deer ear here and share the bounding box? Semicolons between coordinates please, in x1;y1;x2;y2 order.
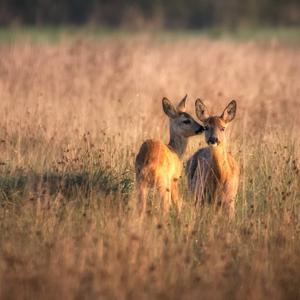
176;94;187;112
162;98;178;119
195;99;209;122
221;100;237;123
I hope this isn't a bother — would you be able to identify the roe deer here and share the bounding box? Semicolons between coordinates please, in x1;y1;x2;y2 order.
135;95;205;215
186;99;239;216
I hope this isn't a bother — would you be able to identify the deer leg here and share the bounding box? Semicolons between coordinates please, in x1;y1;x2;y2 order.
194;174;206;206
159;184;171;216
136;182;148;216
228;200;235;219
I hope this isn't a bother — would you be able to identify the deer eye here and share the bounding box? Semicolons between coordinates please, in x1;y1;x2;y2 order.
221;127;225;131
183;119;191;124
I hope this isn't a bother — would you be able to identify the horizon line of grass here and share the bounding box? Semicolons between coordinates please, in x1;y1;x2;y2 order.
0;25;299;44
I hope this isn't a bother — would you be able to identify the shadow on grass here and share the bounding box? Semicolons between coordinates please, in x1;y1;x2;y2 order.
0;168;134;201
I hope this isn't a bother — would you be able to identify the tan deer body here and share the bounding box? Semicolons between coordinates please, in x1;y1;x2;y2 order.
135;96;204;215
186;100;239;215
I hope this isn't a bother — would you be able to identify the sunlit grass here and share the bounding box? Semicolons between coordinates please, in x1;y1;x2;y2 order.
0;35;299;299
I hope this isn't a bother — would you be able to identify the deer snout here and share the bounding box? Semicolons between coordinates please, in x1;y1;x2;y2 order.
195;125;205;134
207;136;219;145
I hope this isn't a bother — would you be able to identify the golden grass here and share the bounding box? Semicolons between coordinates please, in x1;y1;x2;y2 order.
0;35;299;299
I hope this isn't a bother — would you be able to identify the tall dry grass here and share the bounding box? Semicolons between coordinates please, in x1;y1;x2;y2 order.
0;35;299;299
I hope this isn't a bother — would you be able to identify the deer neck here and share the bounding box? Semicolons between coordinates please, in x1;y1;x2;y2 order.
168;128;188;159
210;142;229;180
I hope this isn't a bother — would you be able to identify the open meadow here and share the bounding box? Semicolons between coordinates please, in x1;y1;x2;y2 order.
0;31;299;299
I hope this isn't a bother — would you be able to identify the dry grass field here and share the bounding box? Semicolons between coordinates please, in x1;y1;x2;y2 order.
0;33;299;299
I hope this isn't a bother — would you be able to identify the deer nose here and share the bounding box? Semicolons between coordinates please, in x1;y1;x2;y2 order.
208;136;219;145
195;125;205;134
